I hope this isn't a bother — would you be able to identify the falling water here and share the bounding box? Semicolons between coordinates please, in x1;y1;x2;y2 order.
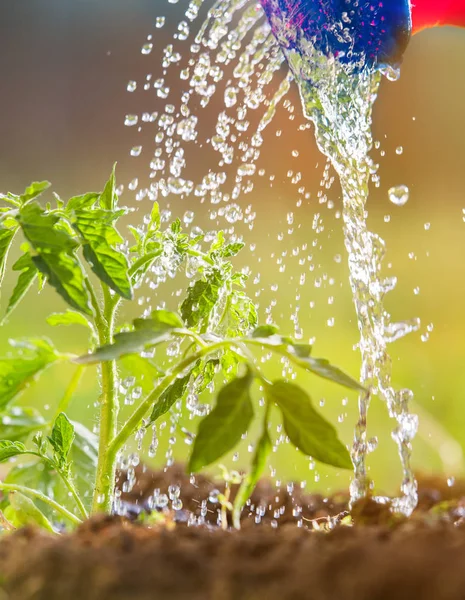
124;0;420;516
261;7;420;513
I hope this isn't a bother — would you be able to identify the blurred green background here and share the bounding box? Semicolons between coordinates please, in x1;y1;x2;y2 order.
1;1;465;496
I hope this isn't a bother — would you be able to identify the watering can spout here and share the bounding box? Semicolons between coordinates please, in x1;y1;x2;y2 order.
260;0;465;71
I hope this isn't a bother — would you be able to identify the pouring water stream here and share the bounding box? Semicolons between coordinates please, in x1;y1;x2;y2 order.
128;0;421;515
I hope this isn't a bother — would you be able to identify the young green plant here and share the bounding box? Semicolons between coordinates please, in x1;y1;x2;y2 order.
0;169;363;530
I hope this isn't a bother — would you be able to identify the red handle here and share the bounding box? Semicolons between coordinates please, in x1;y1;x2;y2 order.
411;0;465;34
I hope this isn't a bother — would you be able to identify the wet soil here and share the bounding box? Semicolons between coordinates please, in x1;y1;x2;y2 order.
2;467;465;600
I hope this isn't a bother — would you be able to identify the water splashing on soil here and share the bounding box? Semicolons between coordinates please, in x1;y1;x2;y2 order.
123;0;420;515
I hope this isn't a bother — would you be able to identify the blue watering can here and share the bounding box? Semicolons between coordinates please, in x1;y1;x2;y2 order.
259;0;465;70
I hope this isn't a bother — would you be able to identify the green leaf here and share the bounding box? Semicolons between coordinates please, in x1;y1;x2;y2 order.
149;201;160;231
267;381;352;469
233;425;272;525
251;325;279;339
47;310;93;330
5;492;55;532
149;373;192;424
129;249;162;284
17;203;92;315
0;407;46;442
18;202;78;252
119;355;163;394
6;421;99;517
66;192;99;212
20;181;51;204
69;421;98;505
33;253;93;315
76;310;182;364
134;309;184;331
0;339;61;410
221;242;245;258
227;291;258;337
0;440;27;462
2;252;38;324
180;271;224;329
73;209;132;300
188;371;254;472
75;329;171;364
297;356;363;391
193;358;219;394
48;413;75;469
99;164;117;211
0;227;16;287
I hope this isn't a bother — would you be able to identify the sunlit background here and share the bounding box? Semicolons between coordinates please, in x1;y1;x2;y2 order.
1;0;465;496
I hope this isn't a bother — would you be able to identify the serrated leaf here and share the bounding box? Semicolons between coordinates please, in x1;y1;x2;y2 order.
0;440;27;462
2;252;38;323
267;381;352;469
33;253;93;315
251;325;279;339
180;271;224;329
149;372;192;424
17;203;92;315
188;371;254;473
227;291;257;336
0;407;46;442
5;421;98;517
100;164;117;211
0;227;16;287
48;413;75;470
0;338;61;409
66;192;99;212
20;181;51;204
221;242;244;258
74;210;132;300
18;203;78;252
46;310;93;330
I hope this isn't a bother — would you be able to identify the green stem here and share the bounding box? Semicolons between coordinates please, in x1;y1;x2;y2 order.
107;339;234;461
57;470;88;520
0;483;82;526
232;403;271;530
91;285;119;515
53;365;85;421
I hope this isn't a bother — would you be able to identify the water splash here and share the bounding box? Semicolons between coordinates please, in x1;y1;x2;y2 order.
123;0;420;516
264;7;419;513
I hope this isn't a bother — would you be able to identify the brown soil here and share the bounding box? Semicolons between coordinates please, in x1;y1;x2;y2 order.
2;468;465;600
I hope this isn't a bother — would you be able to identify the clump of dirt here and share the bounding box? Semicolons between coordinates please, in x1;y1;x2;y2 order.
2;469;465;600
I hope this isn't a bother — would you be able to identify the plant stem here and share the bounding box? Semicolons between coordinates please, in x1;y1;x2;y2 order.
91;285;119;515
57;470;89;520
107;339;234;461
53;365;85;421
0;483;82;526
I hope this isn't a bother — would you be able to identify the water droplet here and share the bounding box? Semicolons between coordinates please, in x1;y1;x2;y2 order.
141;43;153;55
388;185;409;207
130;145;142;157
